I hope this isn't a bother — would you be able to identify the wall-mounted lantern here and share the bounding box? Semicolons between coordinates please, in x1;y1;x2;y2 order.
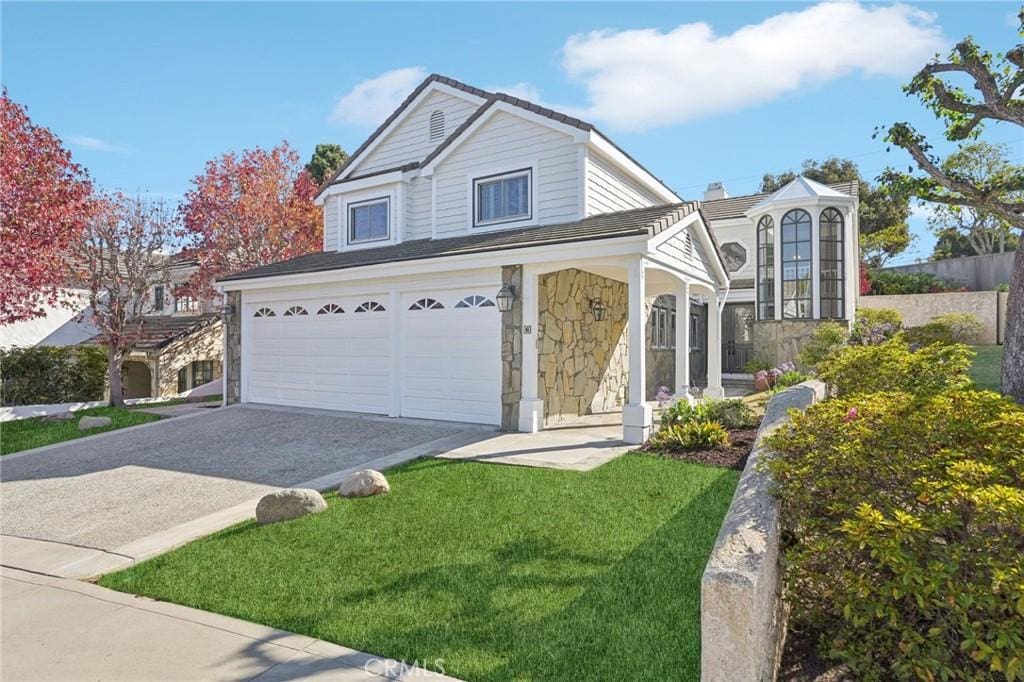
495;284;516;313
590;298;607;322
219;302;236;320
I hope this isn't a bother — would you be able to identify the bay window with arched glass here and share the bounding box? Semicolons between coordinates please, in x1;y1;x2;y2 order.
781;209;812;319
756;215;775;320
819;207;845;319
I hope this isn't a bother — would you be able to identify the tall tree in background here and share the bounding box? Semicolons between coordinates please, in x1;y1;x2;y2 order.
305;143;349;186
927;142;1020;259
75;194;174;406
761;157;913;267
880;19;1024;402
180;142;322;294
0;90;93;324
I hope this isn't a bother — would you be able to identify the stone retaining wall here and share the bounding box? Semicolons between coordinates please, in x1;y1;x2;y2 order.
701;379;826;682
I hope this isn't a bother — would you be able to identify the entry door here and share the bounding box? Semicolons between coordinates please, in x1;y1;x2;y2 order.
689;303;708;384
722;303;755;373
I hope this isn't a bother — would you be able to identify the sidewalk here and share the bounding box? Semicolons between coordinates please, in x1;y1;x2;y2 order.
0;566;459;681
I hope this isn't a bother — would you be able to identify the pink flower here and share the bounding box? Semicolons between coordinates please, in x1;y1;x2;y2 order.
844;407;859;422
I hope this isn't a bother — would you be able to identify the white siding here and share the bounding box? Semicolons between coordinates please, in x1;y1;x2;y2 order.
586;152;660;216
405;177;433;240
354;90;480;175
323;195;340;251
657;226;715;283
432;111;579;237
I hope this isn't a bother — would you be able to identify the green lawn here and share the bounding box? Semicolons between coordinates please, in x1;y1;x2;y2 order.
0;406;161;455
100;455;738;681
969;345;1003;392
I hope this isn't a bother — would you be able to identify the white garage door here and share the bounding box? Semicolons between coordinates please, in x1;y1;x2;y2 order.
247;297;392;414
400;289;501;424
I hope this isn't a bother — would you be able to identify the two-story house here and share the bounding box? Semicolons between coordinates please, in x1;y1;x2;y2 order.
216;74;858;444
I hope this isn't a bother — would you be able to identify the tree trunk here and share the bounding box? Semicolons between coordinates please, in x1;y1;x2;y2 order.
1002;244;1024;403
108;344;125;407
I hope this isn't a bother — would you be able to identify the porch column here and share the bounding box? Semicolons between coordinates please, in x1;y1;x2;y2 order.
675;279;691;398
623;257;652;444
705;290;725;399
518;265;544;432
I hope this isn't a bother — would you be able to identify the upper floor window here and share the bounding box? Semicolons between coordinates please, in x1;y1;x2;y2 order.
175;294;198;313
429;110;445;141
153;285;165;312
781;209;812;319
349;197;389;244
819;207;845;319
756;216;775;320
474;169;531;227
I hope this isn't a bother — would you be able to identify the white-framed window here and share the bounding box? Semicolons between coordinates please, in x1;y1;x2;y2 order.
473;168;531;227
174;294;198;313
651;305;676;350
348;197;390;244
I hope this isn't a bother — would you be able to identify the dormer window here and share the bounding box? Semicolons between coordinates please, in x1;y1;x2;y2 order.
349;197;390;244
429;110;445;141
474;168;531;227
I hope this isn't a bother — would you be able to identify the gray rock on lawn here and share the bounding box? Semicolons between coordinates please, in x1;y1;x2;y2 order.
255;488;327;525
77;416;112;430
338;469;390;498
42;411;75;422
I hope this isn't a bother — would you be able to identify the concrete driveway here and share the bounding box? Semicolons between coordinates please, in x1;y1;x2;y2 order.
0;405;489;575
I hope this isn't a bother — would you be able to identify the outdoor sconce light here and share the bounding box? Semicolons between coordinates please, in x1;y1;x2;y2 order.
495;284;516;312
219;302;236;320
590;298;607;321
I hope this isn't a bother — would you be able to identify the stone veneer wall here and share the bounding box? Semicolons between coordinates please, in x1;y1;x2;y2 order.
752;319;841;369
538;269;628;423
225;290;241;404
155;319;223;396
500;265;523;431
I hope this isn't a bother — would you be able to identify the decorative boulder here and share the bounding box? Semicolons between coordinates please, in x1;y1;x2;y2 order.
255;488;327;525
78;416;112;430
753;370;771;393
338;469;390;498
43;411;75;423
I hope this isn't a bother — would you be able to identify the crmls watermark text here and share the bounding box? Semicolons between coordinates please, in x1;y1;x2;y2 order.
363;658;446;677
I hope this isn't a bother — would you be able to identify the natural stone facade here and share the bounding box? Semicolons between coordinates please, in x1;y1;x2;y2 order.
537;268;629;423
226;290;241;404
154;320;223;396
752;319;839;369
500;265;523;431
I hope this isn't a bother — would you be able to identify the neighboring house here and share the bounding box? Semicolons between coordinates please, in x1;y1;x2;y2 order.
216;74;858;444
1;254;224;400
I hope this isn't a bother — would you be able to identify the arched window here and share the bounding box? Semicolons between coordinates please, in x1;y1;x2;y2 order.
283;305;308;317
429;110;445;141
254;307;276;318
409;298;444;311
781;209;812;319
455;295;496;309
819;208;845;319
756;216;775;320
354;301;386;313
317;304;344;315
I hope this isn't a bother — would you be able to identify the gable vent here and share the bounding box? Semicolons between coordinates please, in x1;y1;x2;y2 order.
429;110;445;141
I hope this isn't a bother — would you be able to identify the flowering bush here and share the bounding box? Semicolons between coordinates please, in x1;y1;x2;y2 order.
765;390;1024;680
817;337;973;397
649;419;730;451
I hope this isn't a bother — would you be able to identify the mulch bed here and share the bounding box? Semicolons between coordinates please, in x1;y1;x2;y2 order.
778;628;854;682
644;426;760;470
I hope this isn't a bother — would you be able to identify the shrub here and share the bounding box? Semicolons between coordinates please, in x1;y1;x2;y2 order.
744;358;772;375
765;390;1024;680
649;419;729;451
867;269;963;295
905;313;985;349
659;398;711;428
0;345;107;406
798;321;848;371
704;398;758;429
849;308;902;346
773;370;806;391
817;337;973;398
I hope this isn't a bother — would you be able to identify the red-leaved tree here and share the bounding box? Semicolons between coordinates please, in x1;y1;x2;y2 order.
0;90;93;324
179;142;322;294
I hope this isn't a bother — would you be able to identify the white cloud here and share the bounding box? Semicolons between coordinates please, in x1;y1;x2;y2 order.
490;82;542;103
68;135;120;152
562;1;946;131
329;67;428;127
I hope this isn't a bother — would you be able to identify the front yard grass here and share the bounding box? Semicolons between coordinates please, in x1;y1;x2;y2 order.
100;454;738;681
1;406;161;456
968;344;1003;392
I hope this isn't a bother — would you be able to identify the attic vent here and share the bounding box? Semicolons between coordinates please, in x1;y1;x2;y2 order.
685;232;694;257
429;110;445;141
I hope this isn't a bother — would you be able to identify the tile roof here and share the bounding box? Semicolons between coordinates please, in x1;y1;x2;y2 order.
219;202;703;283
85;314;220;351
701;180;859;221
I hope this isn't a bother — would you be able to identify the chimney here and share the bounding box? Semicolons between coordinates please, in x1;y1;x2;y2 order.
703;182;729;202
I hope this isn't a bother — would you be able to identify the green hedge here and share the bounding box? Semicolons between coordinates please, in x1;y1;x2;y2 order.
1;345;107;406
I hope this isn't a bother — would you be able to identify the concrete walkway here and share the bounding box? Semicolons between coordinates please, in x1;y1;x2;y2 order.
0;566;459;681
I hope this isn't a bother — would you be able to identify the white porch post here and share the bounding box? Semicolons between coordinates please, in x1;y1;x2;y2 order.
675;279;691;396
623;257;652;444
705;290;725;399
517;265;544;432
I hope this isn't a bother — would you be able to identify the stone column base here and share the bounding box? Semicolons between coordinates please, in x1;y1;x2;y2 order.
622;403;653;444
518;398;544;433
704;385;725;399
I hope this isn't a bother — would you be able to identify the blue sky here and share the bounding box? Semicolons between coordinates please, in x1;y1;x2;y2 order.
3;1;1020;265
